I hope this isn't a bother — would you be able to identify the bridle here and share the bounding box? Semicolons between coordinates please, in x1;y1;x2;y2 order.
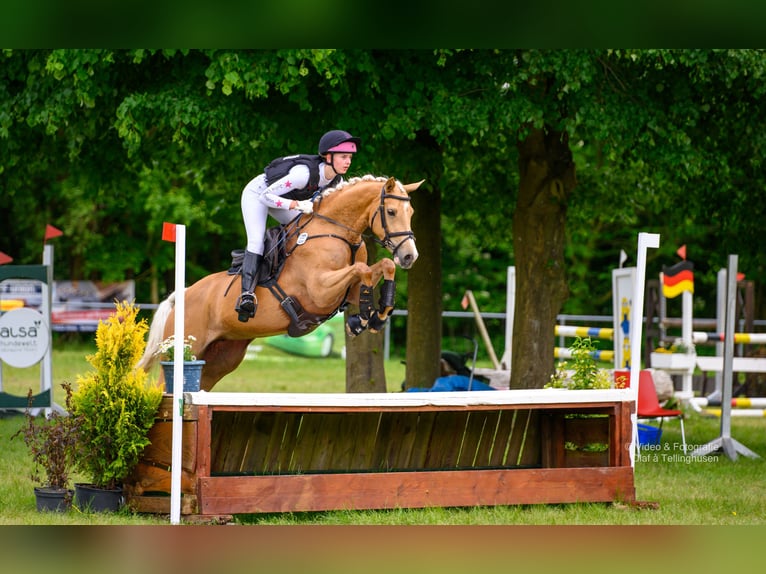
369;184;416;260
304;183;415;261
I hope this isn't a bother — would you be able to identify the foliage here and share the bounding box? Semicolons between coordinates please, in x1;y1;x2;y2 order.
4;49;766;389
547;337;612;390
155;334;197;362
70;300;163;490
11;383;81;490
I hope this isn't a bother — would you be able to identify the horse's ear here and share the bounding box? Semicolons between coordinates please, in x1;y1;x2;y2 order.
403;179;426;193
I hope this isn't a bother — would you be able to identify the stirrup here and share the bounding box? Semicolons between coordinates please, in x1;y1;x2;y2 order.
236;292;257;323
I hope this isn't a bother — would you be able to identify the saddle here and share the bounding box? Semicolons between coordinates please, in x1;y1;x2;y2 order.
227;226;338;337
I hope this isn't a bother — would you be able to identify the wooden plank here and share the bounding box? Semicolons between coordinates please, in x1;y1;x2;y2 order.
261;412;301;474
517;410;542;467
197;467;636;515
288;412;326;473
456;411;491;468
209;411;236;473
488;410;518;467
305;413;344;471
237;412;275;474
139;421;197;474
124;461;197;495
472;410;502;467
126;493;198;515
329;412;379;471
406;412;437;469
423;411;469;469
187;389;633;408
371;412;418;470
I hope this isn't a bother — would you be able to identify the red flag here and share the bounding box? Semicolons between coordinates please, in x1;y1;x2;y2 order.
162;222;177;242
737;273;746;282
0;251;13;265
44;224;63;240
676;244;686;260
460;292;469;310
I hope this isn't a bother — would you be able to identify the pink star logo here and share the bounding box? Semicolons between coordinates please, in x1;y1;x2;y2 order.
275;199;284;207
284;180;292;188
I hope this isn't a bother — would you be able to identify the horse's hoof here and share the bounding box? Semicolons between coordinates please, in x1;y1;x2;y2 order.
346;315;365;337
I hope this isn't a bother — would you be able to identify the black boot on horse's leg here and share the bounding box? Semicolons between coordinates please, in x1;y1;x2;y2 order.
235;251;263;322
346;285;374;337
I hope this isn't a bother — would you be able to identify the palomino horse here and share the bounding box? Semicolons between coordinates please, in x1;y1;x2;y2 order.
138;175;424;391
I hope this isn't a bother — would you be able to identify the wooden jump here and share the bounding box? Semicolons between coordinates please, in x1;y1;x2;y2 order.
124;389;636;518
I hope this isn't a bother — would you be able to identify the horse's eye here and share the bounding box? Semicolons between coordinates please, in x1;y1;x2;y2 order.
387;208;396;217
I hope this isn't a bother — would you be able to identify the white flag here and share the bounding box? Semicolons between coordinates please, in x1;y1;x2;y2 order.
619;249;628;268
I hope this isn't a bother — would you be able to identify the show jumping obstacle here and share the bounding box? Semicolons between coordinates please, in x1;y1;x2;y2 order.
124;388;636;519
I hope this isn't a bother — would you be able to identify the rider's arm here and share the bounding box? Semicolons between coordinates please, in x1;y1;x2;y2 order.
258;165;311;210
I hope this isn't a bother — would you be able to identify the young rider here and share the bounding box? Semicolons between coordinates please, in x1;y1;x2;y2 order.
236;129;361;322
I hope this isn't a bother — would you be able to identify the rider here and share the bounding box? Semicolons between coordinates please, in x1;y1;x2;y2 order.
236;129;361;322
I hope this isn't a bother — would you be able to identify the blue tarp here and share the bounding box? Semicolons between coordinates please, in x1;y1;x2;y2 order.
405;374;496;392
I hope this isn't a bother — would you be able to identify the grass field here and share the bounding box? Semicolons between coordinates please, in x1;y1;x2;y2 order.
1;337;765;526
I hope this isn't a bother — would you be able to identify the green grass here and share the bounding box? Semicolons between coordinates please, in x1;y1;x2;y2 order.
2;338;765;525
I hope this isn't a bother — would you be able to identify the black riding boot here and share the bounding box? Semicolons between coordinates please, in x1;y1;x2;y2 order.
235;251;263;322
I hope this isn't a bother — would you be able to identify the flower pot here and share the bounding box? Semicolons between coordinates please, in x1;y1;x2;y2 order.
74;483;124;513
160;360;205;393
650;352;695;371
34;486;73;512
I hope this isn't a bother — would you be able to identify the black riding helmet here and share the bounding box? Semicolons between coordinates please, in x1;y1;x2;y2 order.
318;130;361;155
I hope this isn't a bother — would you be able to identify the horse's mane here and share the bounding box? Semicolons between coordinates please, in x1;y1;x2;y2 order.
319;174;401;198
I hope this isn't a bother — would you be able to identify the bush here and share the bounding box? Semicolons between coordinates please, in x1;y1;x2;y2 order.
70;301;163;490
12;383;81;490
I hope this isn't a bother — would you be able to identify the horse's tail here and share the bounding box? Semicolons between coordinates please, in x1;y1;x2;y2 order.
137;292;176;371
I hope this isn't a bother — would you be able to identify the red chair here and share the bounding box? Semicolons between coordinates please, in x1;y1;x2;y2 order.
637;370;686;452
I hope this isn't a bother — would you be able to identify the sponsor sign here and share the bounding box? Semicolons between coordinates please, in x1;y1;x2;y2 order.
0;307;49;367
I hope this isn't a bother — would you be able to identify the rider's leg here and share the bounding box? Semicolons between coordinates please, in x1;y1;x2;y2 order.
239;177;270;322
236;251;263;322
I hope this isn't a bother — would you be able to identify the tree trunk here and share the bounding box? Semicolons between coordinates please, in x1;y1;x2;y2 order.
404;181;442;389
346;235;387;392
511;126;576;390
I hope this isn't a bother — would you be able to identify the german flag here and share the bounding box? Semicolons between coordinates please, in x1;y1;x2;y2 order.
662;260;694;298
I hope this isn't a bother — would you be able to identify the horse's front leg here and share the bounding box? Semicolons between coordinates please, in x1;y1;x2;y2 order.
364;259;397;334
346;258;397;336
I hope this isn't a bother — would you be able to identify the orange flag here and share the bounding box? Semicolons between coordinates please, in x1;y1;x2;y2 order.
0;251;13;265
676;244;687;260
162;222;177;242
44;224;63;240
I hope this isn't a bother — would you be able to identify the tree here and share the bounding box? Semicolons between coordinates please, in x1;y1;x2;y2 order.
4;49;766;392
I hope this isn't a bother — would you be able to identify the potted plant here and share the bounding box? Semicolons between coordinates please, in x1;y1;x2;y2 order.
155;334;205;393
69;300;164;512
11;383;81;512
650;338;696;371
545;336;611;466
546;336;612;390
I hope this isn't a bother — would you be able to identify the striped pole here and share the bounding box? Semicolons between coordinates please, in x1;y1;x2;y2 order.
704;408;766;418
554;325;614;340
554;347;615;362
692;331;766;344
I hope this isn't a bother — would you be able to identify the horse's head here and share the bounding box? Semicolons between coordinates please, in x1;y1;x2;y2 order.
370;177;424;270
